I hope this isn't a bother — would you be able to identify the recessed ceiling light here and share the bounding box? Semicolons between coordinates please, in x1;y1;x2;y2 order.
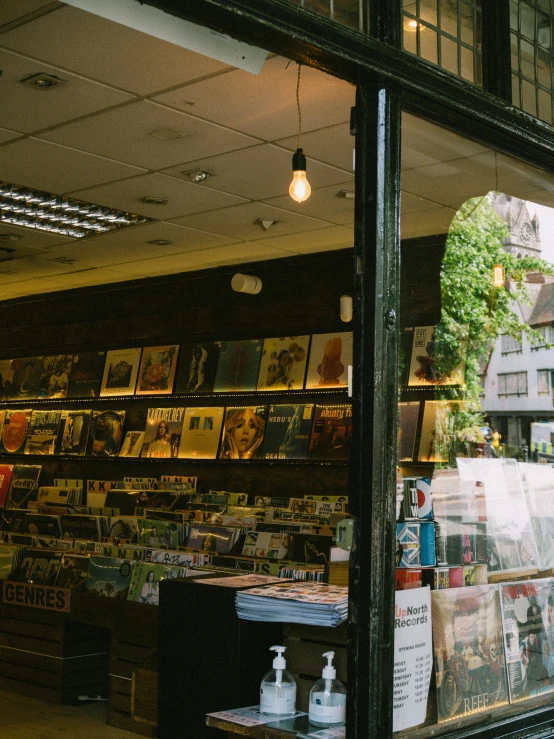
20;72;67;89
181;169;214;183
336;190;355;199
150;128;189;140
147;239;173;246
0;180;152;238
142;197;169;205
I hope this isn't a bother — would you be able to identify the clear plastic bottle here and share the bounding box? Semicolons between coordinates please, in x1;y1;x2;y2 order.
259;645;297;716
308;651;346;728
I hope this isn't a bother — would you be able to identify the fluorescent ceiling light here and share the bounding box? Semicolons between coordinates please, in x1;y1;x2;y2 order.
63;0;268;74
0;181;152;239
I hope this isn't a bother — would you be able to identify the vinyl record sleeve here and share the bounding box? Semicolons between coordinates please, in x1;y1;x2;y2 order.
432;585;507;722
178;407;224;459
0;410;32;455
88;410;126;457
55;410;92;456
174;341;221;394
219;406;267;460
136;344;179;395
141;407;184;459
262;404;314;460
10;357;43;400
67;351;106;398
307;405;352;461
25;410;62;455
213;340;263;392
100;347;141;397
257;336;310;391
38;354;73;399
304;332;352;389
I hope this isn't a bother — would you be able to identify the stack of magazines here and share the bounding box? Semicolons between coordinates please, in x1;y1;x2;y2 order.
236;581;348;626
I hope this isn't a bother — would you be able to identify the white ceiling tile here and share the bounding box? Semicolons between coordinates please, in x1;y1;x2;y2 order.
262;181;355;226
0;126;23;144
107;254;210;276
170;201;333;241
85;220;238;251
0;1;56;30
401;111;488;170
401;207;455;240
0;137;146;193
154;55;355;141
40;100;258;170
187;241;292;265
0;222;75;249
0;48;134;134
258;225;353;252
41;238;209;266
71;174;247;219
162;144;351;201
275;123;354;172
0;5;231;95
401;191;452;215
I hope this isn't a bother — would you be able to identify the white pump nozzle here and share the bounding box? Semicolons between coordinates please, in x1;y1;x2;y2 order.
270;645;287;670
322;650;336;679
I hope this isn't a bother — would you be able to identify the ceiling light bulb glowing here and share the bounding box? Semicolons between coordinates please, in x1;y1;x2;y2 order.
289;148;311;204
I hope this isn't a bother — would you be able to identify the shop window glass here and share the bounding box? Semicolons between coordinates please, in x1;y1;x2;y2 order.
397;113;554;737
288;0;363;31
511;0;554;124
402;0;483;85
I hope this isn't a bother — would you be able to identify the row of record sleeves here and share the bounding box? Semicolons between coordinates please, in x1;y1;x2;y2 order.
0;403;353;461
0;332;352;401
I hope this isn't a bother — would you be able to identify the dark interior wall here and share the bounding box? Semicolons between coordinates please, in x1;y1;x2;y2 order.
0;249;356;496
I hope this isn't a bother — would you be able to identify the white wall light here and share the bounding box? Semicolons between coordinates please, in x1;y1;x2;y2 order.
231;273;262;295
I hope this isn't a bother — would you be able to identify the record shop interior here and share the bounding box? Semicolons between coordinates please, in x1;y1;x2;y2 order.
2;2;554;739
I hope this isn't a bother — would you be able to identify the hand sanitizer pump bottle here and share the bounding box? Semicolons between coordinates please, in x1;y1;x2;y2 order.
259;645;297;716
308;651;346;728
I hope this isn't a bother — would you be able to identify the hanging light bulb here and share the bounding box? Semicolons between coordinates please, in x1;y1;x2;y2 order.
289;63;311;204
289;148;311;203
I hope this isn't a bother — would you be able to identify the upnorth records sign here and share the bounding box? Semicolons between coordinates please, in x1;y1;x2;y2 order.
3;581;70;613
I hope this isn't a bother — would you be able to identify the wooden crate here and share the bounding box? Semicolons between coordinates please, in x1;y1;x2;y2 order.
0;599;109;704
107;600;158;737
284;623;348;712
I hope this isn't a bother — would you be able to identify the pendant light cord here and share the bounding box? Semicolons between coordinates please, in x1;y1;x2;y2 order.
296;63;302;150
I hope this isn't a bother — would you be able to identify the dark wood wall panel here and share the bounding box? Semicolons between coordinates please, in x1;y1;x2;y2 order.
0;250;355;497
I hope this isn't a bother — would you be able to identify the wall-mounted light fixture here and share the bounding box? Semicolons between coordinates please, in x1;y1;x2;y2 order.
492;264;505;287
231;273;262;295
340;295;353;323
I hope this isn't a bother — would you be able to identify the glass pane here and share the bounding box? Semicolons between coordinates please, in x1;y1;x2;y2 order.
460;2;475;45
399;113;554;736
512;73;521;106
521;38;536;78
520;2;536;42
421;28;439;65
537;57;552;88
403;24;418;53
522;77;538;114
538;87;553;122
441;36;459;75
510;0;519;30
439;0;458;36
335;0;361;29
461;46;475;82
421;0;438;27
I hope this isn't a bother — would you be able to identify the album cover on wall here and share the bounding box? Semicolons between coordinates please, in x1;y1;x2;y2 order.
304;332;352;389
174;342;221;394
418;400;462;463
24;410;62;455
141;408;184;459
67;351;106;398
407;325;466;387
55;410;92;456
0;409;33;455
136;344;179;395
262;404;314;460
4;464;42;509
213;340;263;393
119;431;145;458
218;406;267;460
10;357;43;400
0;359;15;401
38;354;73;399
257;336;310;391
87;410;126;457
178;407;224;459
100;348;141;397
307;404;352;461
